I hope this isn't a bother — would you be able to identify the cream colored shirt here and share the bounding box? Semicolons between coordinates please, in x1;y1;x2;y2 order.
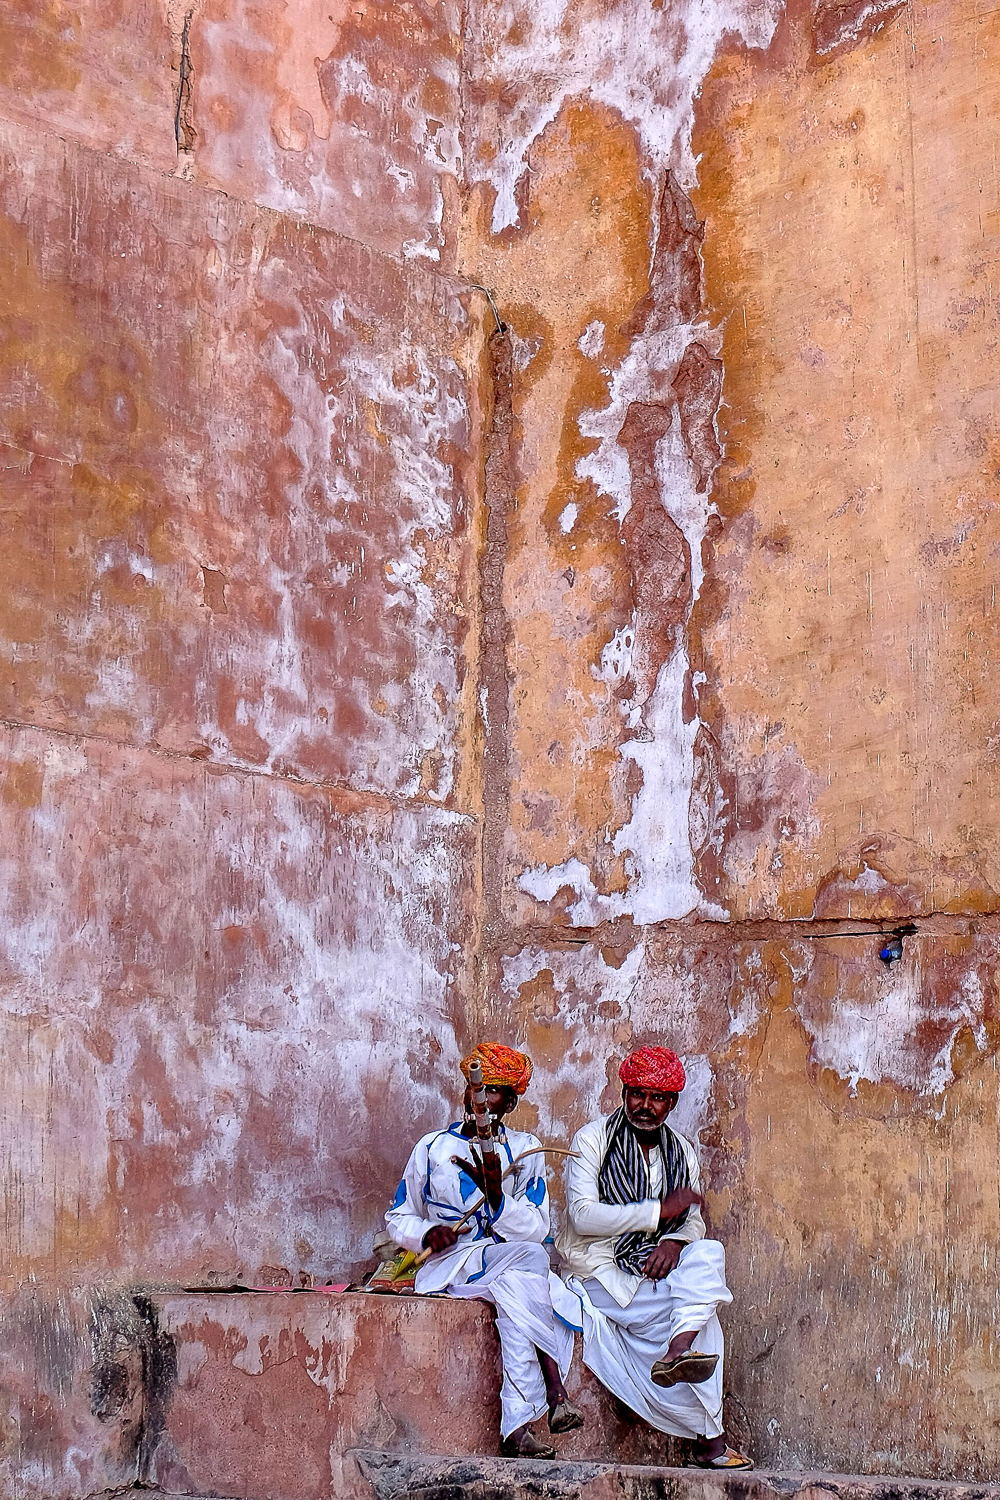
557;1114;706;1307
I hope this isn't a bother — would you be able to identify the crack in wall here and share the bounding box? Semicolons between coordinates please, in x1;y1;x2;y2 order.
510;911;1000;944
172;8;195;169
0;715;475;821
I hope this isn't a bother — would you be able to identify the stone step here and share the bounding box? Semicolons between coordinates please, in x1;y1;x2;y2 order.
353;1453;1000;1500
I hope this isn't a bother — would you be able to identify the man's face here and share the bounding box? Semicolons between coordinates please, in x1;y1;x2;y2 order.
464;1083;516;1121
623;1085;678;1132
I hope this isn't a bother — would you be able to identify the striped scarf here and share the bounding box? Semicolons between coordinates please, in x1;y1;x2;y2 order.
597;1106;691;1276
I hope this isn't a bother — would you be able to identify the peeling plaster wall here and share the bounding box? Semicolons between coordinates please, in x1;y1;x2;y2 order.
0;10;483;1493
3;0;1000;1487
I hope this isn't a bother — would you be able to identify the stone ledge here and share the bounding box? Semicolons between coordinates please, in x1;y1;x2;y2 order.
147;1288;693;1500
353;1452;1000;1500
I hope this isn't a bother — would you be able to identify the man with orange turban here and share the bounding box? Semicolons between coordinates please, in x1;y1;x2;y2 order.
558;1046;751;1469
386;1043;584;1458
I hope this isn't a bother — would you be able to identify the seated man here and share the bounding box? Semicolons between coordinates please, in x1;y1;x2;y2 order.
385;1042;584;1459
558;1046;751;1469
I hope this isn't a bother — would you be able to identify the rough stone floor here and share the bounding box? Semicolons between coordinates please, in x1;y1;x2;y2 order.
107;1458;1000;1500
352;1454;1000;1499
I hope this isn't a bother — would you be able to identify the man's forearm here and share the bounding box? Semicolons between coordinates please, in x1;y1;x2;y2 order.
385;1211;437;1254
567;1195;661;1238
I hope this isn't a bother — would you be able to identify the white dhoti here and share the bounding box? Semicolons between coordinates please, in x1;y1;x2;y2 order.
569;1238;732;1439
447;1240;576;1438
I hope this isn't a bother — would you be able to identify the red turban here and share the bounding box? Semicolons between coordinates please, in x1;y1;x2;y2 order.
619;1046;685;1093
461;1042;533;1096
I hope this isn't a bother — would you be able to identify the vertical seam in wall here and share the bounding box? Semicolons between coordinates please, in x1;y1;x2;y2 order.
473;326;515;1028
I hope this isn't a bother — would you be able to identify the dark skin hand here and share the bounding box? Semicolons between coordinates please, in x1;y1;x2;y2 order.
421;1083;517;1253
621;1084;705;1281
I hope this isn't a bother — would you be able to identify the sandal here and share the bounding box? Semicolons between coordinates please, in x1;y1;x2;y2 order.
548;1400;585;1434
650;1351;719;1387
500;1428;556;1459
687;1447;754;1470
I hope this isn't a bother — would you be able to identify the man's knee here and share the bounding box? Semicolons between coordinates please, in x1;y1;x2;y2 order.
511;1241;552;1275
678;1238;725;1271
488;1239;551;1275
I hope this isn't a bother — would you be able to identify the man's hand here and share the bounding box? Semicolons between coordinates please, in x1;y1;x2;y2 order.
422;1224;460;1254
658;1186;703;1229
451;1152;504;1211
642;1238;683;1280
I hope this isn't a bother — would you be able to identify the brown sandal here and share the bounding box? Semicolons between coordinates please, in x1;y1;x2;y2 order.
548;1400;585;1433
500;1427;556;1459
650;1351;719;1387
687;1446;754;1470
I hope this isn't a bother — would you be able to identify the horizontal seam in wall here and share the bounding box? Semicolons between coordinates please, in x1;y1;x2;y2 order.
0;108;483;302
509;912;1000;944
0;714;479;823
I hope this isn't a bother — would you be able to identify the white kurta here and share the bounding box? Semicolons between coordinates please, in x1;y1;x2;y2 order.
557;1114;732;1440
385;1121;576;1437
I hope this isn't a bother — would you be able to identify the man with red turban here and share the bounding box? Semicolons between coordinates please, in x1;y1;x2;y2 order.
386;1043;584;1458
557;1046;751;1469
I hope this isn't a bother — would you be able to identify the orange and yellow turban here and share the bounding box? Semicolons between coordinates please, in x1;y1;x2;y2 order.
461;1042;533;1096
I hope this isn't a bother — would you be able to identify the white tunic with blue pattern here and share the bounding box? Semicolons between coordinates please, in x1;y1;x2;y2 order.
385;1120;551;1295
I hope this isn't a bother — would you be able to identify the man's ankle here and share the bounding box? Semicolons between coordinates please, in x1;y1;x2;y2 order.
694;1435;727;1461
664;1329;697;1360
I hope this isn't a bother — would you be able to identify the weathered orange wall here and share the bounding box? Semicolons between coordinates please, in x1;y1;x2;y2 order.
460;0;1000;1481
2;0;999;1488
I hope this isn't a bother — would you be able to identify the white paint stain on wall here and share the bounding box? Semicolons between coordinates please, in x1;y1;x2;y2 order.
500;939;729;1145
467;1;783;923
244;266;470;800
465;0;782;232
196;0;462;261
669;1051;714;1143
0;724;470;1277
520;414;727;922
501;940;646;1141
793;944;994;1097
